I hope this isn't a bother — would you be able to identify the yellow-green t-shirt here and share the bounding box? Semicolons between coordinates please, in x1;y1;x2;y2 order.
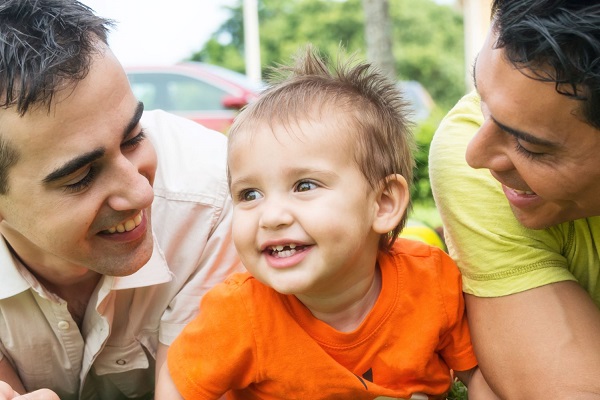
429;91;600;307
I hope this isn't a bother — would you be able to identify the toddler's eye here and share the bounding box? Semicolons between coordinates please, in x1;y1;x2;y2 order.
241;189;262;202
296;181;317;192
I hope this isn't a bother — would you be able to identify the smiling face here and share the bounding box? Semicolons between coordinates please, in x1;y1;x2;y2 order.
467;29;600;229
228;115;395;300
0;44;157;280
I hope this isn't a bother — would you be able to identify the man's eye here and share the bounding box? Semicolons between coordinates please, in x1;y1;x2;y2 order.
296;181;317;192
122;130;146;149
240;189;262;202
514;139;545;159
63;167;98;194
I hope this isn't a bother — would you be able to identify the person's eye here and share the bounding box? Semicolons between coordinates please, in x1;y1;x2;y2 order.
295;180;318;192
239;189;263;202
63;166;98;194
122;129;146;150
514;139;545;159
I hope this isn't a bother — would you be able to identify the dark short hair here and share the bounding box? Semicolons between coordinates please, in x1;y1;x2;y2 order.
228;45;415;252
0;0;113;194
491;0;600;129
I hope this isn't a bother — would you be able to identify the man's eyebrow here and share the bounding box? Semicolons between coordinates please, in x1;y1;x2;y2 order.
124;102;144;140
43;148;105;184
492;117;559;147
43;102;145;184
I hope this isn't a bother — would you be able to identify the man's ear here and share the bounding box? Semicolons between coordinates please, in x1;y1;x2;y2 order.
372;174;410;234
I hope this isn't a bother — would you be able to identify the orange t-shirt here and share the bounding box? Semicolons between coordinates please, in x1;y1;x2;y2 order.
168;239;476;399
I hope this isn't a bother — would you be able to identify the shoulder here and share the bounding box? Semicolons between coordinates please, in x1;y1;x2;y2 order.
430;90;482;158
385;239;459;281
141;109;227;150
383;240;466;326
142;110;228;177
388;238;452;261
142;110;229;202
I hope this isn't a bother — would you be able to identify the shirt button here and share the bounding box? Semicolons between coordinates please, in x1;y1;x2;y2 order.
57;321;70;330
116;359;127;366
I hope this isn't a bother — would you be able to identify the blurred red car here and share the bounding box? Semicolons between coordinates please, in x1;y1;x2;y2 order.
125;62;263;133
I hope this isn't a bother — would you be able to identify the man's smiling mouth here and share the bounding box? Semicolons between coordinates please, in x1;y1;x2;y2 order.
104;211;143;234
505;185;536;196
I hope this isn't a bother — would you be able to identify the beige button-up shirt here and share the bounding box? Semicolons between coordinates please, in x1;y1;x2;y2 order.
0;111;242;399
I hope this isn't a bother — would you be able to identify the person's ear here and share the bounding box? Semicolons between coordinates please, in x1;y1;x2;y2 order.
372;174;409;234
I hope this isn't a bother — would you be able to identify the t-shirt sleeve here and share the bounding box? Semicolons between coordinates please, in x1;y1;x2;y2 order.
167;276;258;398
429;91;576;297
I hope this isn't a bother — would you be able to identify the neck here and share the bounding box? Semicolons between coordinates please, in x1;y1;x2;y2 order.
7;242;101;328
38;271;101;329
299;266;382;333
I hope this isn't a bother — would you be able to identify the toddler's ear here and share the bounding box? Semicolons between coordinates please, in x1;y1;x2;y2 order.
372;174;409;234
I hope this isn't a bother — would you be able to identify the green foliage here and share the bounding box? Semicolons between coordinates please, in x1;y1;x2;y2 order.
391;0;466;110
448;380;469;400
191;0;465;109
411;106;445;205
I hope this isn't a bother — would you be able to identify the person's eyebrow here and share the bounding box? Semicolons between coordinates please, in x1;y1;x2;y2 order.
43;102;145;184
125;102;144;139
472;55;478;89
492;116;559;147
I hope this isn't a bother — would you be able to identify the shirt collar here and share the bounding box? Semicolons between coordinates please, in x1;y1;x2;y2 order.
0;238;31;299
0;232;172;299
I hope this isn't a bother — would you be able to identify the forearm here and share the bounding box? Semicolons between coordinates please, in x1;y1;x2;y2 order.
0;358;24;395
467;283;600;399
155;362;184;400
0;358;59;399
454;367;500;400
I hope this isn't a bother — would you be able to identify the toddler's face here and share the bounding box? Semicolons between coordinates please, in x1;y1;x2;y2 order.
228;117;383;299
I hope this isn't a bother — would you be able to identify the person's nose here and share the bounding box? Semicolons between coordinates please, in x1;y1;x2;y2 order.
258;195;294;231
466;119;514;172
106;154;155;211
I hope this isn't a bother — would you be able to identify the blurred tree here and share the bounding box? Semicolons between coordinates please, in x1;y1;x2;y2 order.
362;0;395;80
190;0;464;110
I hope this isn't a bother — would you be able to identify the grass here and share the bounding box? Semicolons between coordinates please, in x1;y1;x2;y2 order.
448;380;468;400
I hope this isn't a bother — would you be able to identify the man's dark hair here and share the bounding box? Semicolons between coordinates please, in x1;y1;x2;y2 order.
0;0;113;194
491;0;600;129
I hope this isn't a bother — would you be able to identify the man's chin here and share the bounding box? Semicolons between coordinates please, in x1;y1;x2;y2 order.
510;205;560;230
98;235;154;277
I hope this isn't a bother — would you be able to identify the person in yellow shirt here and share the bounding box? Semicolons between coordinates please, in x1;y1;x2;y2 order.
430;1;600;398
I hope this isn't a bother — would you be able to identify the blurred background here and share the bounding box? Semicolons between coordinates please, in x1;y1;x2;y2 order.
81;0;492;250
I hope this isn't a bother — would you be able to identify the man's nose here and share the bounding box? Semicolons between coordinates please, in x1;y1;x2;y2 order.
466;119;514;172
106;156;154;211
